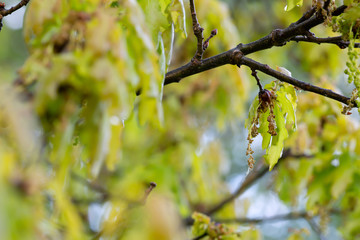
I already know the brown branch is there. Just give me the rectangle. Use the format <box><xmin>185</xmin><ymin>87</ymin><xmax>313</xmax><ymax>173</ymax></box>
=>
<box><xmin>0</xmin><ymin>0</ymin><xmax>30</xmax><ymax>31</ymax></box>
<box><xmin>141</xmin><ymin>182</ymin><xmax>157</xmax><ymax>204</ymax></box>
<box><xmin>306</xmin><ymin>218</ymin><xmax>327</xmax><ymax>240</ymax></box>
<box><xmin>295</xmin><ymin>7</ymin><xmax>316</xmax><ymax>25</ymax></box>
<box><xmin>205</xmin><ymin>160</ymin><xmax>268</xmax><ymax>217</ymax></box>
<box><xmin>251</xmin><ymin>69</ymin><xmax>263</xmax><ymax>92</ymax></box>
<box><xmin>183</xmin><ymin>151</ymin><xmax>313</xmax><ymax>226</ymax></box>
<box><xmin>218</xmin><ymin>211</ymin><xmax>310</xmax><ymax>224</ymax></box>
<box><xmin>164</xmin><ymin>5</ymin><xmax>355</xmax><ymax>108</ymax></box>
<box><xmin>202</xmin><ymin>29</ymin><xmax>218</xmax><ymax>51</ymax></box>
<box><xmin>0</xmin><ymin>0</ymin><xmax>30</xmax><ymax>17</ymax></box>
<box><xmin>291</xmin><ymin>35</ymin><xmax>360</xmax><ymax>48</ymax></box>
<box><xmin>189</xmin><ymin>0</ymin><xmax>204</xmax><ymax>63</ymax></box>
<box><xmin>165</xmin><ymin>5</ymin><xmax>347</xmax><ymax>85</ymax></box>
<box><xmin>183</xmin><ymin>161</ymin><xmax>269</xmax><ymax>226</ymax></box>
<box><xmin>238</xmin><ymin>56</ymin><xmax>356</xmax><ymax>107</ymax></box>
<box><xmin>215</xmin><ymin>209</ymin><xmax>341</xmax><ymax>225</ymax></box>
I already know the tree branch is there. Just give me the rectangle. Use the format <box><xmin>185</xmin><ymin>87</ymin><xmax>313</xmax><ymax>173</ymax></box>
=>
<box><xmin>215</xmin><ymin>209</ymin><xmax>341</xmax><ymax>225</ymax></box>
<box><xmin>189</xmin><ymin>0</ymin><xmax>204</xmax><ymax>63</ymax></box>
<box><xmin>217</xmin><ymin>211</ymin><xmax>310</xmax><ymax>224</ymax></box>
<box><xmin>251</xmin><ymin>69</ymin><xmax>263</xmax><ymax>92</ymax></box>
<box><xmin>0</xmin><ymin>0</ymin><xmax>30</xmax><ymax>17</ymax></box>
<box><xmin>184</xmin><ymin>151</ymin><xmax>313</xmax><ymax>226</ymax></box>
<box><xmin>164</xmin><ymin>5</ymin><xmax>354</xmax><ymax>107</ymax></box>
<box><xmin>0</xmin><ymin>0</ymin><xmax>30</xmax><ymax>31</ymax></box>
<box><xmin>291</xmin><ymin>35</ymin><xmax>360</xmax><ymax>49</ymax></box>
<box><xmin>238</xmin><ymin>56</ymin><xmax>356</xmax><ymax>107</ymax></box>
<box><xmin>140</xmin><ymin>182</ymin><xmax>157</xmax><ymax>204</ymax></box>
<box><xmin>183</xmin><ymin>161</ymin><xmax>269</xmax><ymax>226</ymax></box>
<box><xmin>205</xmin><ymin>160</ymin><xmax>268</xmax><ymax>218</ymax></box>
<box><xmin>306</xmin><ymin>218</ymin><xmax>327</xmax><ymax>240</ymax></box>
<box><xmin>165</xmin><ymin>5</ymin><xmax>347</xmax><ymax>84</ymax></box>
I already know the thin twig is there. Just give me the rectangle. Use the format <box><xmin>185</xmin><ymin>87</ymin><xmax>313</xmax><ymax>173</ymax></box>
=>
<box><xmin>189</xmin><ymin>0</ymin><xmax>204</xmax><ymax>63</ymax></box>
<box><xmin>0</xmin><ymin>0</ymin><xmax>30</xmax><ymax>17</ymax></box>
<box><xmin>217</xmin><ymin>211</ymin><xmax>310</xmax><ymax>224</ymax></box>
<box><xmin>306</xmin><ymin>218</ymin><xmax>328</xmax><ymax>240</ymax></box>
<box><xmin>323</xmin><ymin>0</ymin><xmax>332</xmax><ymax>13</ymax></box>
<box><xmin>184</xmin><ymin>150</ymin><xmax>313</xmax><ymax>226</ymax></box>
<box><xmin>295</xmin><ymin>7</ymin><xmax>316</xmax><ymax>25</ymax></box>
<box><xmin>141</xmin><ymin>182</ymin><xmax>157</xmax><ymax>204</ymax></box>
<box><xmin>251</xmin><ymin>69</ymin><xmax>263</xmax><ymax>92</ymax></box>
<box><xmin>205</xmin><ymin>160</ymin><xmax>268</xmax><ymax>217</ymax></box>
<box><xmin>215</xmin><ymin>209</ymin><xmax>341</xmax><ymax>225</ymax></box>
<box><xmin>202</xmin><ymin>29</ymin><xmax>218</xmax><ymax>51</ymax></box>
<box><xmin>291</xmin><ymin>35</ymin><xmax>360</xmax><ymax>49</ymax></box>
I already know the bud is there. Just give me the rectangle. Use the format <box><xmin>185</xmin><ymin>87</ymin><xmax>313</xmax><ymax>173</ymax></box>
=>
<box><xmin>203</xmin><ymin>41</ymin><xmax>209</xmax><ymax>50</ymax></box>
<box><xmin>211</xmin><ymin>29</ymin><xmax>218</xmax><ymax>36</ymax></box>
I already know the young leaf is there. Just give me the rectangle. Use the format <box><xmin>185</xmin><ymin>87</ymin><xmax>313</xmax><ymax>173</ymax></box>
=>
<box><xmin>264</xmin><ymin>103</ymin><xmax>288</xmax><ymax>170</ymax></box>
<box><xmin>285</xmin><ymin>0</ymin><xmax>303</xmax><ymax>11</ymax></box>
<box><xmin>246</xmin><ymin>82</ymin><xmax>297</xmax><ymax>170</ymax></box>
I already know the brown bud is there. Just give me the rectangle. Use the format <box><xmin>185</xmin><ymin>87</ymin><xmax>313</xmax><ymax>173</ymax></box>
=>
<box><xmin>203</xmin><ymin>41</ymin><xmax>209</xmax><ymax>50</ymax></box>
<box><xmin>259</xmin><ymin>89</ymin><xmax>272</xmax><ymax>104</ymax></box>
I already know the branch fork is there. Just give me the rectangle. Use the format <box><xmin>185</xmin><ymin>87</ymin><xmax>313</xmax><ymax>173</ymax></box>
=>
<box><xmin>189</xmin><ymin>0</ymin><xmax>218</xmax><ymax>64</ymax></box>
<box><xmin>166</xmin><ymin>4</ymin><xmax>357</xmax><ymax>108</ymax></box>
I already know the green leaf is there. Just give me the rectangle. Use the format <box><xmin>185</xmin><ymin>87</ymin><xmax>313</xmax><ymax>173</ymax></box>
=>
<box><xmin>245</xmin><ymin>96</ymin><xmax>259</xmax><ymax>130</ymax></box>
<box><xmin>257</xmin><ymin>109</ymin><xmax>271</xmax><ymax>149</ymax></box>
<box><xmin>170</xmin><ymin>0</ymin><xmax>187</xmax><ymax>37</ymax></box>
<box><xmin>331</xmin><ymin>151</ymin><xmax>355</xmax><ymax>198</ymax></box>
<box><xmin>192</xmin><ymin>212</ymin><xmax>210</xmax><ymax>237</ymax></box>
<box><xmin>265</xmin><ymin>104</ymin><xmax>289</xmax><ymax>170</ymax></box>
<box><xmin>159</xmin><ymin>0</ymin><xmax>172</xmax><ymax>14</ymax></box>
<box><xmin>276</xmin><ymin>91</ymin><xmax>296</xmax><ymax>130</ymax></box>
<box><xmin>285</xmin><ymin>0</ymin><xmax>303</xmax><ymax>11</ymax></box>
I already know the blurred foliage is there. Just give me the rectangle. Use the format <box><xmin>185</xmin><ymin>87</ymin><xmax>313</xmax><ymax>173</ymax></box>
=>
<box><xmin>0</xmin><ymin>0</ymin><xmax>359</xmax><ymax>240</ymax></box>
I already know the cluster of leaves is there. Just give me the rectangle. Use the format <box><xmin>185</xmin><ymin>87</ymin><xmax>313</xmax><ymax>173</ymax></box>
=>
<box><xmin>1</xmin><ymin>0</ymin><xmax>249</xmax><ymax>239</ymax></box>
<box><xmin>192</xmin><ymin>212</ymin><xmax>238</xmax><ymax>240</ymax></box>
<box><xmin>19</xmin><ymin>0</ymin><xmax>189</xmax><ymax>177</ymax></box>
<box><xmin>2</xmin><ymin>0</ymin><xmax>360</xmax><ymax>239</ymax></box>
<box><xmin>330</xmin><ymin>0</ymin><xmax>360</xmax><ymax>112</ymax></box>
<box><xmin>331</xmin><ymin>0</ymin><xmax>360</xmax><ymax>38</ymax></box>
<box><xmin>275</xmin><ymin>91</ymin><xmax>360</xmax><ymax>238</ymax></box>
<box><xmin>246</xmin><ymin>81</ymin><xmax>297</xmax><ymax>171</ymax></box>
